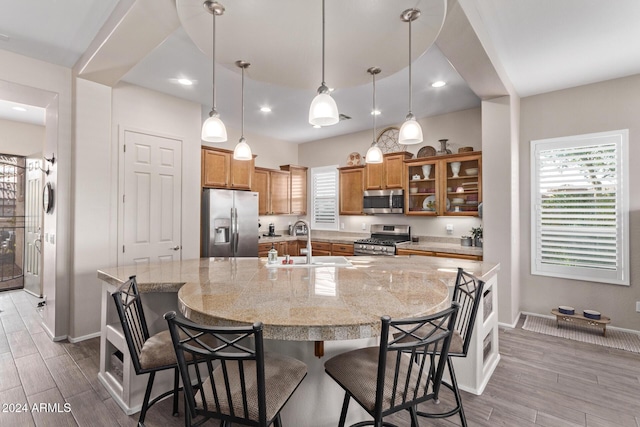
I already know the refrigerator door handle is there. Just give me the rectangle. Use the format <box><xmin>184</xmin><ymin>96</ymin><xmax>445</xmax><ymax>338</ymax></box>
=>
<box><xmin>234</xmin><ymin>207</ymin><xmax>239</xmax><ymax>254</ymax></box>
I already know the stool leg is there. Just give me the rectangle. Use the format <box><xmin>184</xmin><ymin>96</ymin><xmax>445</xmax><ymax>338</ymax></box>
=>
<box><xmin>172</xmin><ymin>367</ymin><xmax>180</xmax><ymax>416</ymax></box>
<box><xmin>447</xmin><ymin>357</ymin><xmax>467</xmax><ymax>427</ymax></box>
<box><xmin>139</xmin><ymin>371</ymin><xmax>155</xmax><ymax>426</ymax></box>
<box><xmin>338</xmin><ymin>392</ymin><xmax>350</xmax><ymax>427</ymax></box>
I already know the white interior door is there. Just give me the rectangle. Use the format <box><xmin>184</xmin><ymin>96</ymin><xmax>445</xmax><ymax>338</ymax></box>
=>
<box><xmin>24</xmin><ymin>156</ymin><xmax>43</xmax><ymax>296</ymax></box>
<box><xmin>121</xmin><ymin>130</ymin><xmax>182</xmax><ymax>266</ymax></box>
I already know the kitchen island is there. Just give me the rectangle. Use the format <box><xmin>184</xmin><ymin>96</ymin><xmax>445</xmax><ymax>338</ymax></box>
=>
<box><xmin>98</xmin><ymin>256</ymin><xmax>499</xmax><ymax>426</ymax></box>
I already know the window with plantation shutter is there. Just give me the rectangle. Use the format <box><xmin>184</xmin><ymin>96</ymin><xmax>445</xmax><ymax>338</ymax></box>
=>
<box><xmin>311</xmin><ymin>166</ymin><xmax>339</xmax><ymax>230</ymax></box>
<box><xmin>531</xmin><ymin>130</ymin><xmax>629</xmax><ymax>285</ymax></box>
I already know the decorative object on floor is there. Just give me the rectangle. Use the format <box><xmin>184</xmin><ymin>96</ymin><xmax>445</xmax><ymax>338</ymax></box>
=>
<box><xmin>551</xmin><ymin>309</ymin><xmax>610</xmax><ymax>336</ymax></box>
<box><xmin>437</xmin><ymin>138</ymin><xmax>452</xmax><ymax>155</ymax></box>
<box><xmin>523</xmin><ymin>315</ymin><xmax>640</xmax><ymax>353</ymax></box>
<box><xmin>417</xmin><ymin>145</ymin><xmax>436</xmax><ymax>157</ymax></box>
<box><xmin>375</xmin><ymin>126</ymin><xmax>403</xmax><ymax>153</ymax></box>
<box><xmin>583</xmin><ymin>309</ymin><xmax>601</xmax><ymax>320</ymax></box>
<box><xmin>346</xmin><ymin>152</ymin><xmax>362</xmax><ymax>166</ymax></box>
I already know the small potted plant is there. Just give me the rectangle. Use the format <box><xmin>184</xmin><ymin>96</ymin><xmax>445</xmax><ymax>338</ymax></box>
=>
<box><xmin>470</xmin><ymin>226</ymin><xmax>483</xmax><ymax>247</ymax></box>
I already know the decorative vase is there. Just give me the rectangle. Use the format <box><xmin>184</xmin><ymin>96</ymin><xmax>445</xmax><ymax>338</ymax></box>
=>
<box><xmin>421</xmin><ymin>164</ymin><xmax>431</xmax><ymax>179</ymax></box>
<box><xmin>450</xmin><ymin>161</ymin><xmax>461</xmax><ymax>178</ymax></box>
<box><xmin>437</xmin><ymin>139</ymin><xmax>452</xmax><ymax>155</ymax></box>
<box><xmin>474</xmin><ymin>237</ymin><xmax>483</xmax><ymax>248</ymax></box>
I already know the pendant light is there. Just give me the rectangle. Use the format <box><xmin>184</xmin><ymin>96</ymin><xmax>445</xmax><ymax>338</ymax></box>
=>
<box><xmin>233</xmin><ymin>60</ymin><xmax>252</xmax><ymax>161</ymax></box>
<box><xmin>398</xmin><ymin>8</ymin><xmax>423</xmax><ymax>145</ymax></box>
<box><xmin>365</xmin><ymin>67</ymin><xmax>383</xmax><ymax>164</ymax></box>
<box><xmin>308</xmin><ymin>0</ymin><xmax>339</xmax><ymax>127</ymax></box>
<box><xmin>201</xmin><ymin>1</ymin><xmax>227</xmax><ymax>142</ymax></box>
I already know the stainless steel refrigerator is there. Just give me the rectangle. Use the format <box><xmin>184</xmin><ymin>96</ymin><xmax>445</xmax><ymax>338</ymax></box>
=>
<box><xmin>201</xmin><ymin>189</ymin><xmax>259</xmax><ymax>257</ymax></box>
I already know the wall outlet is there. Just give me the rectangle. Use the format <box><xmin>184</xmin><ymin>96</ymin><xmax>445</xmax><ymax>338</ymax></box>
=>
<box><xmin>340</xmin><ymin>223</ymin><xmax>345</xmax><ymax>230</ymax></box>
<box><xmin>446</xmin><ymin>224</ymin><xmax>454</xmax><ymax>235</ymax></box>
<box><xmin>361</xmin><ymin>223</ymin><xmax>367</xmax><ymax>230</ymax></box>
<box><xmin>636</xmin><ymin>301</ymin><xmax>640</xmax><ymax>312</ymax></box>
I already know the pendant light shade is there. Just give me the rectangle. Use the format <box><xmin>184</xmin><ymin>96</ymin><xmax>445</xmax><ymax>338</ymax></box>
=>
<box><xmin>398</xmin><ymin>8</ymin><xmax>423</xmax><ymax>145</ymax></box>
<box><xmin>202</xmin><ymin>1</ymin><xmax>227</xmax><ymax>143</ymax></box>
<box><xmin>234</xmin><ymin>60</ymin><xmax>252</xmax><ymax>161</ymax></box>
<box><xmin>201</xmin><ymin>115</ymin><xmax>227</xmax><ymax>142</ymax></box>
<box><xmin>233</xmin><ymin>137</ymin><xmax>252</xmax><ymax>160</ymax></box>
<box><xmin>309</xmin><ymin>0</ymin><xmax>339</xmax><ymax>126</ymax></box>
<box><xmin>366</xmin><ymin>67</ymin><xmax>383</xmax><ymax>164</ymax></box>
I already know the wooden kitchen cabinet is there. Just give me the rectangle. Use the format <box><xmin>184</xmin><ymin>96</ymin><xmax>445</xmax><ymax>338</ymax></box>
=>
<box><xmin>288</xmin><ymin>240</ymin><xmax>299</xmax><ymax>256</ymax></box>
<box><xmin>258</xmin><ymin>241</ymin><xmax>290</xmax><ymax>257</ymax></box>
<box><xmin>310</xmin><ymin>241</ymin><xmax>332</xmax><ymax>256</ymax></box>
<box><xmin>331</xmin><ymin>243</ymin><xmax>354</xmax><ymax>256</ymax></box>
<box><xmin>252</xmin><ymin>167</ymin><xmax>271</xmax><ymax>215</ymax></box>
<box><xmin>270</xmin><ymin>170</ymin><xmax>290</xmax><ymax>215</ymax></box>
<box><xmin>252</xmin><ymin>168</ymin><xmax>290</xmax><ymax>215</ymax></box>
<box><xmin>280</xmin><ymin>165</ymin><xmax>308</xmax><ymax>215</ymax></box>
<box><xmin>365</xmin><ymin>151</ymin><xmax>413</xmax><ymax>190</ymax></box>
<box><xmin>202</xmin><ymin>147</ymin><xmax>254</xmax><ymax>190</ymax></box>
<box><xmin>339</xmin><ymin>166</ymin><xmax>365</xmax><ymax>215</ymax></box>
<box><xmin>396</xmin><ymin>247</ymin><xmax>482</xmax><ymax>261</ymax></box>
<box><xmin>405</xmin><ymin>151</ymin><xmax>481</xmax><ymax>217</ymax></box>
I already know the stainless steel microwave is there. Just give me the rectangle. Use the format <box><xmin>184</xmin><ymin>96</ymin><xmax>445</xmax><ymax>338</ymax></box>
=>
<box><xmin>363</xmin><ymin>189</ymin><xmax>404</xmax><ymax>214</ymax></box>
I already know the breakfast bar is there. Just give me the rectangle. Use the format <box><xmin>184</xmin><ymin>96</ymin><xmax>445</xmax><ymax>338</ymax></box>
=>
<box><xmin>98</xmin><ymin>255</ymin><xmax>499</xmax><ymax>426</ymax></box>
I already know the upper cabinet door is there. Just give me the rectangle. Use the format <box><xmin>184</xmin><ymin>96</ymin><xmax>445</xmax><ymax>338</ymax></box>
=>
<box><xmin>281</xmin><ymin>165</ymin><xmax>308</xmax><ymax>215</ymax></box>
<box><xmin>365</xmin><ymin>162</ymin><xmax>384</xmax><ymax>190</ymax></box>
<box><xmin>202</xmin><ymin>148</ymin><xmax>230</xmax><ymax>188</ymax></box>
<box><xmin>384</xmin><ymin>152</ymin><xmax>412</xmax><ymax>188</ymax></box>
<box><xmin>252</xmin><ymin>167</ymin><xmax>271</xmax><ymax>215</ymax></box>
<box><xmin>230</xmin><ymin>156</ymin><xmax>254</xmax><ymax>190</ymax></box>
<box><xmin>339</xmin><ymin>166</ymin><xmax>365</xmax><ymax>215</ymax></box>
<box><xmin>269</xmin><ymin>170</ymin><xmax>290</xmax><ymax>215</ymax></box>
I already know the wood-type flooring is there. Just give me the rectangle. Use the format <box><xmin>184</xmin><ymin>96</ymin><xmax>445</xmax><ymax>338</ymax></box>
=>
<box><xmin>1</xmin><ymin>289</ymin><xmax>639</xmax><ymax>426</ymax></box>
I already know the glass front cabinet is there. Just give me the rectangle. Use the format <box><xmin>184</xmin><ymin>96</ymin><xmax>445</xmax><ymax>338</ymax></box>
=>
<box><xmin>404</xmin><ymin>152</ymin><xmax>482</xmax><ymax>216</ymax></box>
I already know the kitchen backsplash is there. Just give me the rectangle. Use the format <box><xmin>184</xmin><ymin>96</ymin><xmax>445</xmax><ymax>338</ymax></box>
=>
<box><xmin>259</xmin><ymin>214</ymin><xmax>481</xmax><ymax>238</ymax></box>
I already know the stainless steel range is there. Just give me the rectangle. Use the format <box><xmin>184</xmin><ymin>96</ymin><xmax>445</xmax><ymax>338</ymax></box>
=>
<box><xmin>353</xmin><ymin>224</ymin><xmax>411</xmax><ymax>256</ymax></box>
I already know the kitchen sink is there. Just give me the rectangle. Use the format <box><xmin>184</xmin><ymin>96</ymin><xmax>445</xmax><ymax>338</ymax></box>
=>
<box><xmin>265</xmin><ymin>256</ymin><xmax>353</xmax><ymax>268</ymax></box>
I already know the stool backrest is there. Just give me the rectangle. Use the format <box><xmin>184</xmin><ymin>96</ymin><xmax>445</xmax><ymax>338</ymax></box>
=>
<box><xmin>451</xmin><ymin>268</ymin><xmax>485</xmax><ymax>356</ymax></box>
<box><xmin>112</xmin><ymin>275</ymin><xmax>150</xmax><ymax>374</ymax></box>
<box><xmin>164</xmin><ymin>312</ymin><xmax>268</xmax><ymax>426</ymax></box>
<box><xmin>375</xmin><ymin>302</ymin><xmax>460</xmax><ymax>419</ymax></box>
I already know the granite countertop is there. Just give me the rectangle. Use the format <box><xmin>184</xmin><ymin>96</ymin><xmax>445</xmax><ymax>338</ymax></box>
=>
<box><xmin>98</xmin><ymin>256</ymin><xmax>499</xmax><ymax>341</ymax></box>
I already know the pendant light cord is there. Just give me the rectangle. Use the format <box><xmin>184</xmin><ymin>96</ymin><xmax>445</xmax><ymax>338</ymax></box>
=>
<box><xmin>212</xmin><ymin>10</ymin><xmax>217</xmax><ymax>111</ymax></box>
<box><xmin>408</xmin><ymin>17</ymin><xmax>413</xmax><ymax>115</ymax></box>
<box><xmin>321</xmin><ymin>0</ymin><xmax>326</xmax><ymax>86</ymax></box>
<box><xmin>372</xmin><ymin>71</ymin><xmax>376</xmax><ymax>142</ymax></box>
<box><xmin>241</xmin><ymin>65</ymin><xmax>245</xmax><ymax>137</ymax></box>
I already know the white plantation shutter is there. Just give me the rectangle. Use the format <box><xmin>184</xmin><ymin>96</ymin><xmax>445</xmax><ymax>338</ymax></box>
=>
<box><xmin>311</xmin><ymin>166</ymin><xmax>339</xmax><ymax>230</ymax></box>
<box><xmin>531</xmin><ymin>130</ymin><xmax>629</xmax><ymax>285</ymax></box>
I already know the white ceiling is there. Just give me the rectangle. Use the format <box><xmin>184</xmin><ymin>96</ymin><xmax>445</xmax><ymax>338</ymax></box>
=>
<box><xmin>1</xmin><ymin>0</ymin><xmax>640</xmax><ymax>142</ymax></box>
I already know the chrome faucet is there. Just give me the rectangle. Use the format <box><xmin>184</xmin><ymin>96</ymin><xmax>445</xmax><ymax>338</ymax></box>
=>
<box><xmin>293</xmin><ymin>219</ymin><xmax>312</xmax><ymax>264</ymax></box>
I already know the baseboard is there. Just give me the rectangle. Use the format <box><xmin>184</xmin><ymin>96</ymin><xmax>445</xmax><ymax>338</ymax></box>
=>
<box><xmin>68</xmin><ymin>331</ymin><xmax>101</xmax><ymax>343</ymax></box>
<box><xmin>498</xmin><ymin>311</ymin><xmax>522</xmax><ymax>329</ymax></box>
<box><xmin>41</xmin><ymin>322</ymin><xmax>67</xmax><ymax>342</ymax></box>
<box><xmin>522</xmin><ymin>311</ymin><xmax>640</xmax><ymax>335</ymax></box>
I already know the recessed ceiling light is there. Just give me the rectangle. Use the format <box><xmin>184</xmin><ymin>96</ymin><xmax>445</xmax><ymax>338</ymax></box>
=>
<box><xmin>178</xmin><ymin>78</ymin><xmax>193</xmax><ymax>86</ymax></box>
<box><xmin>370</xmin><ymin>110</ymin><xmax>381</xmax><ymax>116</ymax></box>
<box><xmin>12</xmin><ymin>107</ymin><xmax>27</xmax><ymax>112</ymax></box>
<box><xmin>260</xmin><ymin>106</ymin><xmax>271</xmax><ymax>113</ymax></box>
<box><xmin>431</xmin><ymin>81</ymin><xmax>446</xmax><ymax>88</ymax></box>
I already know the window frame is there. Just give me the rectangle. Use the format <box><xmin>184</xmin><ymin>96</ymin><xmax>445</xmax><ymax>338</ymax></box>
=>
<box><xmin>530</xmin><ymin>129</ymin><xmax>629</xmax><ymax>286</ymax></box>
<box><xmin>310</xmin><ymin>165</ymin><xmax>339</xmax><ymax>231</ymax></box>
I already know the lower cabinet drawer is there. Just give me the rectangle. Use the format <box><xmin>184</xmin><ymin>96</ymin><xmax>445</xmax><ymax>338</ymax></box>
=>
<box><xmin>331</xmin><ymin>243</ymin><xmax>354</xmax><ymax>255</ymax></box>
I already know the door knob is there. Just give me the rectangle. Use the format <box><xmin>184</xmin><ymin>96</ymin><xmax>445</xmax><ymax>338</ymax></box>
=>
<box><xmin>170</xmin><ymin>245</ymin><xmax>181</xmax><ymax>251</ymax></box>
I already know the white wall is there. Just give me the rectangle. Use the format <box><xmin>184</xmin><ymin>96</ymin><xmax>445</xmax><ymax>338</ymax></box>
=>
<box><xmin>519</xmin><ymin>74</ymin><xmax>640</xmax><ymax>330</ymax></box>
<box><xmin>0</xmin><ymin>119</ymin><xmax>44</xmax><ymax>156</ymax></box>
<box><xmin>298</xmin><ymin>108</ymin><xmax>483</xmax><ymax>237</ymax></box>
<box><xmin>70</xmin><ymin>78</ymin><xmax>112</xmax><ymax>339</ymax></box>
